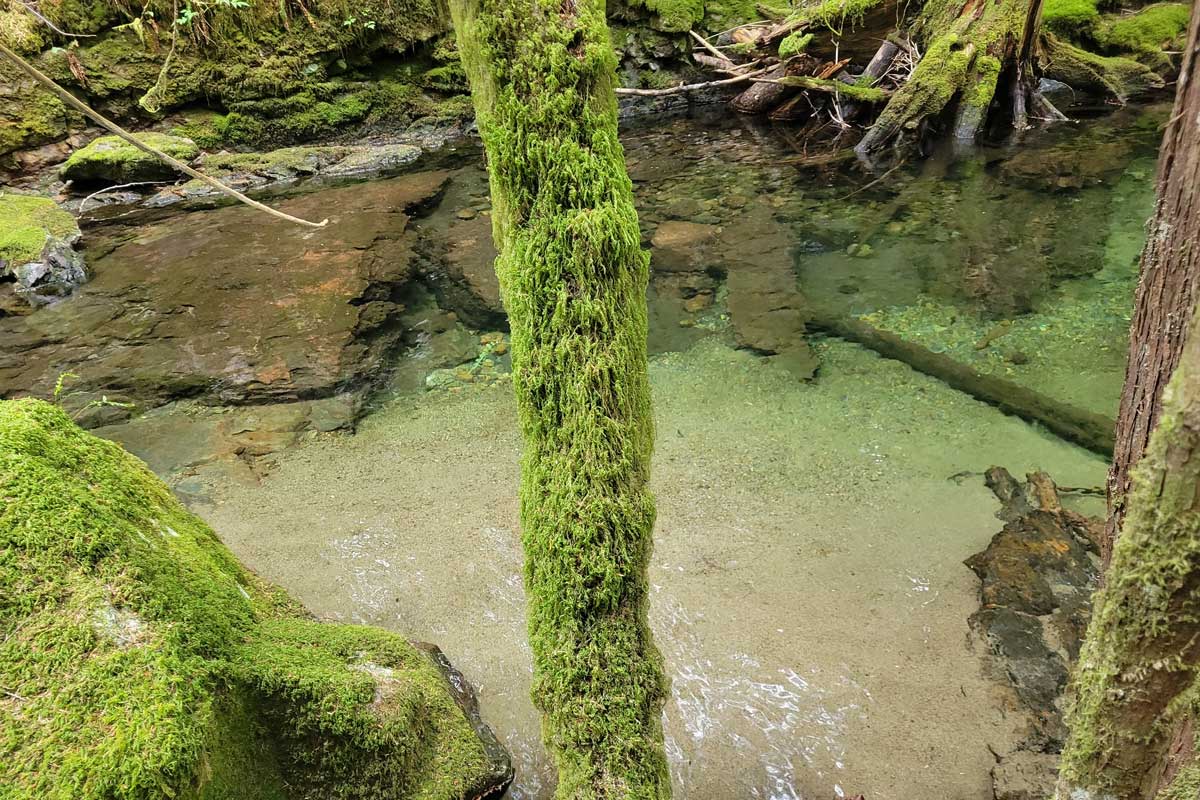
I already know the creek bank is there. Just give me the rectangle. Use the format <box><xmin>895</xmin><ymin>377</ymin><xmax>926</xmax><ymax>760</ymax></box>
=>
<box><xmin>0</xmin><ymin>398</ymin><xmax>513</xmax><ymax>800</ymax></box>
<box><xmin>965</xmin><ymin>467</ymin><xmax>1102</xmax><ymax>800</ymax></box>
<box><xmin>0</xmin><ymin>193</ymin><xmax>86</xmax><ymax>312</ymax></box>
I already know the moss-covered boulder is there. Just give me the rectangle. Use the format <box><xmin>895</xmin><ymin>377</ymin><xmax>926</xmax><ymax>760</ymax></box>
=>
<box><xmin>59</xmin><ymin>134</ymin><xmax>199</xmax><ymax>185</ymax></box>
<box><xmin>0</xmin><ymin>193</ymin><xmax>86</xmax><ymax>308</ymax></box>
<box><xmin>0</xmin><ymin>399</ymin><xmax>513</xmax><ymax>799</ymax></box>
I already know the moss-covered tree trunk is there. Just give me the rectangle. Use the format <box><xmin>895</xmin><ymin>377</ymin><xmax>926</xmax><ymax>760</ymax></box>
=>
<box><xmin>1104</xmin><ymin>0</ymin><xmax>1200</xmax><ymax>567</ymax></box>
<box><xmin>446</xmin><ymin>1</ymin><xmax>672</xmax><ymax>797</ymax></box>
<box><xmin>1056</xmin><ymin>11</ymin><xmax>1200</xmax><ymax>796</ymax></box>
<box><xmin>855</xmin><ymin>0</ymin><xmax>1053</xmax><ymax>158</ymax></box>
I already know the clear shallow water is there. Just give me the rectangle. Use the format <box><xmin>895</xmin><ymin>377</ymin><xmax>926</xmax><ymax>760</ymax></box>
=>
<box><xmin>9</xmin><ymin>104</ymin><xmax>1164</xmax><ymax>797</ymax></box>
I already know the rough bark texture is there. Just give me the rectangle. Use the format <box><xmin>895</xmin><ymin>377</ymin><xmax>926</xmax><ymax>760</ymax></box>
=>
<box><xmin>855</xmin><ymin>0</ymin><xmax>1045</xmax><ymax>158</ymax></box>
<box><xmin>1056</xmin><ymin>17</ymin><xmax>1200</xmax><ymax>787</ymax></box>
<box><xmin>1105</xmin><ymin>1</ymin><xmax>1200</xmax><ymax>566</ymax></box>
<box><xmin>446</xmin><ymin>0</ymin><xmax>672</xmax><ymax>797</ymax></box>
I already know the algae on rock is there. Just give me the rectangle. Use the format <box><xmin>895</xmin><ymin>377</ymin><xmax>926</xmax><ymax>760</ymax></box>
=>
<box><xmin>59</xmin><ymin>133</ymin><xmax>199</xmax><ymax>183</ymax></box>
<box><xmin>0</xmin><ymin>398</ymin><xmax>509</xmax><ymax>800</ymax></box>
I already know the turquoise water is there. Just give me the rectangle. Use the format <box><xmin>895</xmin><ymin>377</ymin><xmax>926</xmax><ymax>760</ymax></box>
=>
<box><xmin>0</xmin><ymin>103</ymin><xmax>1167</xmax><ymax>799</ymax></box>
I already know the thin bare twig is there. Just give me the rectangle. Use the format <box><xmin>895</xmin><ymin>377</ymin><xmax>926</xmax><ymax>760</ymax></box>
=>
<box><xmin>17</xmin><ymin>0</ymin><xmax>95</xmax><ymax>38</ymax></box>
<box><xmin>78</xmin><ymin>180</ymin><xmax>169</xmax><ymax>214</ymax></box>
<box><xmin>0</xmin><ymin>41</ymin><xmax>328</xmax><ymax>229</ymax></box>
<box><xmin>689</xmin><ymin>29</ymin><xmax>737</xmax><ymax>68</ymax></box>
<box><xmin>837</xmin><ymin>159</ymin><xmax>905</xmax><ymax>200</ymax></box>
<box><xmin>615</xmin><ymin>67</ymin><xmax>769</xmax><ymax>97</ymax></box>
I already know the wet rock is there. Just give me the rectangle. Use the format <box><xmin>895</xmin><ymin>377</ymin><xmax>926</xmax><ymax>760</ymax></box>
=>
<box><xmin>682</xmin><ymin>292</ymin><xmax>713</xmax><ymax>313</ymax></box>
<box><xmin>650</xmin><ymin>220</ymin><xmax>720</xmax><ymax>272</ymax></box>
<box><xmin>966</xmin><ymin>468</ymin><xmax>1101</xmax><ymax>779</ymax></box>
<box><xmin>1037</xmin><ymin>78</ymin><xmax>1076</xmax><ymax>109</ymax></box>
<box><xmin>437</xmin><ymin>213</ymin><xmax>505</xmax><ymax>326</ymax></box>
<box><xmin>94</xmin><ymin>395</ymin><xmax>360</xmax><ymax>479</ymax></box>
<box><xmin>999</xmin><ymin>137</ymin><xmax>1134</xmax><ymax>191</ymax></box>
<box><xmin>721</xmin><ymin>208</ymin><xmax>817</xmax><ymax>376</ymax></box>
<box><xmin>0</xmin><ymin>194</ymin><xmax>87</xmax><ymax>308</ymax></box>
<box><xmin>60</xmin><ymin>134</ymin><xmax>200</xmax><ymax>185</ymax></box>
<box><xmin>7</xmin><ymin>141</ymin><xmax>71</xmax><ymax>174</ymax></box>
<box><xmin>726</xmin><ymin>266</ymin><xmax>810</xmax><ymax>355</ymax></box>
<box><xmin>992</xmin><ymin>751</ymin><xmax>1059</xmax><ymax>800</ymax></box>
<box><xmin>425</xmin><ymin>368</ymin><xmax>460</xmax><ymax>390</ymax></box>
<box><xmin>0</xmin><ymin>172</ymin><xmax>451</xmax><ymax>412</ymax></box>
<box><xmin>415</xmin><ymin>642</ymin><xmax>516</xmax><ymax>800</ymax></box>
<box><xmin>428</xmin><ymin>325</ymin><xmax>482</xmax><ymax>368</ymax></box>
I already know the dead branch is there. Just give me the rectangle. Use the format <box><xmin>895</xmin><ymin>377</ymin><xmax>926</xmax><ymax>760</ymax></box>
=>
<box><xmin>614</xmin><ymin>67</ymin><xmax>770</xmax><ymax>96</ymax></box>
<box><xmin>0</xmin><ymin>41</ymin><xmax>328</xmax><ymax>229</ymax></box>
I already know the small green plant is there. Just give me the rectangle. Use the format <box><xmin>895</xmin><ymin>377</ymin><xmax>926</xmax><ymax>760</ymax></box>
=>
<box><xmin>52</xmin><ymin>372</ymin><xmax>79</xmax><ymax>403</ymax></box>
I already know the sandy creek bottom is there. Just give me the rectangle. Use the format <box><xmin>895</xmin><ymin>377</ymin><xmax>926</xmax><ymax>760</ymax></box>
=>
<box><xmin>198</xmin><ymin>337</ymin><xmax>1105</xmax><ymax>799</ymax></box>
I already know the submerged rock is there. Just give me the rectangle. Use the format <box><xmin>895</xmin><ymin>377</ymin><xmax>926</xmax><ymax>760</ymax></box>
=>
<box><xmin>60</xmin><ymin>133</ymin><xmax>200</xmax><ymax>185</ymax></box>
<box><xmin>0</xmin><ymin>398</ymin><xmax>512</xmax><ymax>800</ymax></box>
<box><xmin>0</xmin><ymin>194</ymin><xmax>87</xmax><ymax>309</ymax></box>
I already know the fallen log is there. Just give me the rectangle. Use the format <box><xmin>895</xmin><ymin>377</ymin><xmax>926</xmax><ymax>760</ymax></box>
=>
<box><xmin>810</xmin><ymin>313</ymin><xmax>1116</xmax><ymax>454</ymax></box>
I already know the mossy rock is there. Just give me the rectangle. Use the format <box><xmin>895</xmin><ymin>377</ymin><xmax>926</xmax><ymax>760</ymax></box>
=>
<box><xmin>0</xmin><ymin>193</ymin><xmax>79</xmax><ymax>269</ymax></box>
<box><xmin>59</xmin><ymin>134</ymin><xmax>200</xmax><ymax>185</ymax></box>
<box><xmin>0</xmin><ymin>193</ymin><xmax>86</xmax><ymax>306</ymax></box>
<box><xmin>0</xmin><ymin>399</ymin><xmax>513</xmax><ymax>799</ymax></box>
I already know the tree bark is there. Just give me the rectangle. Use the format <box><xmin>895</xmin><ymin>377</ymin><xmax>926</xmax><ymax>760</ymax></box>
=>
<box><xmin>1104</xmin><ymin>0</ymin><xmax>1200</xmax><ymax>566</ymax></box>
<box><xmin>1057</xmin><ymin>10</ymin><xmax>1200</xmax><ymax>797</ymax></box>
<box><xmin>446</xmin><ymin>1</ymin><xmax>672</xmax><ymax>797</ymax></box>
<box><xmin>1056</xmin><ymin>280</ymin><xmax>1200</xmax><ymax>800</ymax></box>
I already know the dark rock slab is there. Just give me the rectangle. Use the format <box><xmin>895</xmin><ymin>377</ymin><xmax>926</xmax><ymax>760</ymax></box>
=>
<box><xmin>0</xmin><ymin>171</ymin><xmax>451</xmax><ymax>415</ymax></box>
<box><xmin>966</xmin><ymin>468</ymin><xmax>1102</xmax><ymax>794</ymax></box>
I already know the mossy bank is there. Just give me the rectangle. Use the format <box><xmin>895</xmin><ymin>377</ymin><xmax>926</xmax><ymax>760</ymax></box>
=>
<box><xmin>0</xmin><ymin>0</ymin><xmax>767</xmax><ymax>163</ymax></box>
<box><xmin>0</xmin><ymin>398</ymin><xmax>511</xmax><ymax>799</ymax></box>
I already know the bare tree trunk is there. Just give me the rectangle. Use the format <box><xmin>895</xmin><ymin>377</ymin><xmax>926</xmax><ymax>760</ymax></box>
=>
<box><xmin>1056</xmin><ymin>8</ymin><xmax>1200</xmax><ymax>797</ymax></box>
<box><xmin>447</xmin><ymin>0</ymin><xmax>672</xmax><ymax>797</ymax></box>
<box><xmin>1105</xmin><ymin>0</ymin><xmax>1200</xmax><ymax>566</ymax></box>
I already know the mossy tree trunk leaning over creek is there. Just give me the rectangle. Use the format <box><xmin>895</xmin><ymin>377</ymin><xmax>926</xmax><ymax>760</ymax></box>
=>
<box><xmin>447</xmin><ymin>0</ymin><xmax>672</xmax><ymax>797</ymax></box>
<box><xmin>1056</xmin><ymin>7</ymin><xmax>1200</xmax><ymax>796</ymax></box>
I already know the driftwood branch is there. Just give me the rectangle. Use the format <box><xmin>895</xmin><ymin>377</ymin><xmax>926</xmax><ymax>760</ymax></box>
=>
<box><xmin>0</xmin><ymin>41</ymin><xmax>328</xmax><ymax>229</ymax></box>
<box><xmin>614</xmin><ymin>67</ymin><xmax>770</xmax><ymax>97</ymax></box>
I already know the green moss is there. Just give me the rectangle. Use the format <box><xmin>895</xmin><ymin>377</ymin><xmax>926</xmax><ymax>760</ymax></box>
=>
<box><xmin>0</xmin><ymin>399</ymin><xmax>498</xmax><ymax>800</ymax></box>
<box><xmin>639</xmin><ymin>0</ymin><xmax>705</xmax><ymax>32</ymax></box>
<box><xmin>0</xmin><ymin>193</ymin><xmax>78</xmax><ymax>268</ymax></box>
<box><xmin>785</xmin><ymin>0</ymin><xmax>886</xmax><ymax>34</ymax></box>
<box><xmin>702</xmin><ymin>0</ymin><xmax>763</xmax><ymax>27</ymax></box>
<box><xmin>778</xmin><ymin>31</ymin><xmax>814</xmax><ymax>58</ymax></box>
<box><xmin>1057</xmin><ymin>313</ymin><xmax>1200</xmax><ymax>797</ymax></box>
<box><xmin>1042</xmin><ymin>0</ymin><xmax>1101</xmax><ymax>38</ymax></box>
<box><xmin>965</xmin><ymin>54</ymin><xmax>1001</xmax><ymax>108</ymax></box>
<box><xmin>1042</xmin><ymin>32</ymin><xmax>1164</xmax><ymax>100</ymax></box>
<box><xmin>59</xmin><ymin>133</ymin><xmax>199</xmax><ymax>184</ymax></box>
<box><xmin>1157</xmin><ymin>743</ymin><xmax>1200</xmax><ymax>800</ymax></box>
<box><xmin>449</xmin><ymin>0</ymin><xmax>671</xmax><ymax>795</ymax></box>
<box><xmin>1097</xmin><ymin>2</ymin><xmax>1190</xmax><ymax>70</ymax></box>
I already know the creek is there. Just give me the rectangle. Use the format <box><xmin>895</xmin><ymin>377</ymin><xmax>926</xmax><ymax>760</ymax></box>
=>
<box><xmin>0</xmin><ymin>102</ymin><xmax>1166</xmax><ymax>798</ymax></box>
